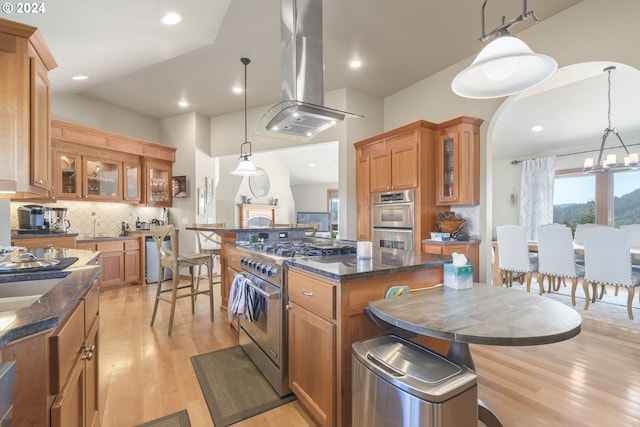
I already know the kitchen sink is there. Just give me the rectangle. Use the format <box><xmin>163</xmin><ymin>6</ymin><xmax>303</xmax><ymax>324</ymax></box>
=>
<box><xmin>0</xmin><ymin>279</ymin><xmax>61</xmax><ymax>312</ymax></box>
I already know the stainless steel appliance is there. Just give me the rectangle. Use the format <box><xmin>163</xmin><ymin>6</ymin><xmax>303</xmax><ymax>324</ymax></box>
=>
<box><xmin>235</xmin><ymin>239</ymin><xmax>356</xmax><ymax>397</ymax></box>
<box><xmin>17</xmin><ymin>205</ymin><xmax>46</xmax><ymax>230</ymax></box>
<box><xmin>352</xmin><ymin>335</ymin><xmax>478</xmax><ymax>427</ymax></box>
<box><xmin>145</xmin><ymin>237</ymin><xmax>173</xmax><ymax>283</ymax></box>
<box><xmin>49</xmin><ymin>207</ymin><xmax>71</xmax><ymax>233</ymax></box>
<box><xmin>372</xmin><ymin>189</ymin><xmax>415</xmax><ymax>251</ymax></box>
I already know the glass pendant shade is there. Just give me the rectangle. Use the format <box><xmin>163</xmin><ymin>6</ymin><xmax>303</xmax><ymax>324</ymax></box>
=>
<box><xmin>452</xmin><ymin>35</ymin><xmax>558</xmax><ymax>99</ymax></box>
<box><xmin>231</xmin><ymin>156</ymin><xmax>260</xmax><ymax>176</ymax></box>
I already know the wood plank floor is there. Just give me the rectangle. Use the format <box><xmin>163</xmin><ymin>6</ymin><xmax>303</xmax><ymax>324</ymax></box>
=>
<box><xmin>99</xmin><ymin>282</ymin><xmax>640</xmax><ymax>427</ymax></box>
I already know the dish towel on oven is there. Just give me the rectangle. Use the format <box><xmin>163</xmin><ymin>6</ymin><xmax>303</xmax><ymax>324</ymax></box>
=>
<box><xmin>246</xmin><ymin>276</ymin><xmax>267</xmax><ymax>322</ymax></box>
<box><xmin>228</xmin><ymin>274</ymin><xmax>249</xmax><ymax>322</ymax></box>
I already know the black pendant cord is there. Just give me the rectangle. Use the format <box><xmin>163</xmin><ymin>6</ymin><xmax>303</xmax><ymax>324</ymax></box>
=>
<box><xmin>241</xmin><ymin>57</ymin><xmax>251</xmax><ymax>158</ymax></box>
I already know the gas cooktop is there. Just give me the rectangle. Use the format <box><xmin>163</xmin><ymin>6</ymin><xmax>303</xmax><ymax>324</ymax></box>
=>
<box><xmin>242</xmin><ymin>241</ymin><xmax>357</xmax><ymax>258</ymax></box>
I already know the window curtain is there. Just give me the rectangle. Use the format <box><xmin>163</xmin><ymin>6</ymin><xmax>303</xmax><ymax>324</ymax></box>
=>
<box><xmin>519</xmin><ymin>156</ymin><xmax>556</xmax><ymax>240</ymax></box>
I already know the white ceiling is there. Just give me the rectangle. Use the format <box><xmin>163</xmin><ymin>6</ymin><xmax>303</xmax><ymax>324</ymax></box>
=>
<box><xmin>9</xmin><ymin>0</ymin><xmax>590</xmax><ymax>184</ymax></box>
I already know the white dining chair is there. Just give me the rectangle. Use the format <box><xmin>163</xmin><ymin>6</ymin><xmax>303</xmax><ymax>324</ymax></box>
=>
<box><xmin>573</xmin><ymin>223</ymin><xmax>606</xmax><ymax>265</ymax></box>
<box><xmin>620</xmin><ymin>224</ymin><xmax>640</xmax><ymax>269</ymax></box>
<box><xmin>582</xmin><ymin>227</ymin><xmax>640</xmax><ymax>320</ymax></box>
<box><xmin>536</xmin><ymin>224</ymin><xmax>585</xmax><ymax>305</ymax></box>
<box><xmin>496</xmin><ymin>225</ymin><xmax>539</xmax><ymax>293</ymax></box>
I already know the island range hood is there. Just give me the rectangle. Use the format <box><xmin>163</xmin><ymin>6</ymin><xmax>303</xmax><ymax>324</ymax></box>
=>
<box><xmin>257</xmin><ymin>0</ymin><xmax>361</xmax><ymax>141</ymax></box>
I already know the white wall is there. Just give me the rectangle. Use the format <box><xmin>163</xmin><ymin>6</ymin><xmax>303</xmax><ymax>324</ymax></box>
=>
<box><xmin>292</xmin><ymin>184</ymin><xmax>336</xmax><ymax>213</ymax></box>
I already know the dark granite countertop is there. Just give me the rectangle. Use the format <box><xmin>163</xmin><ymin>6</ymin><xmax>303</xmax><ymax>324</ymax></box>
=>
<box><xmin>0</xmin><ymin>248</ymin><xmax>100</xmax><ymax>349</ymax></box>
<box><xmin>76</xmin><ymin>235</ymin><xmax>139</xmax><ymax>242</ymax></box>
<box><xmin>285</xmin><ymin>250</ymin><xmax>450</xmax><ymax>281</ymax></box>
<box><xmin>10</xmin><ymin>232</ymin><xmax>80</xmax><ymax>239</ymax></box>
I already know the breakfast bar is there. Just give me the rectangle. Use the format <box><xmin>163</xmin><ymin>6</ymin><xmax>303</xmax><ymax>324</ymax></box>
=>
<box><xmin>367</xmin><ymin>283</ymin><xmax>583</xmax><ymax>426</ymax></box>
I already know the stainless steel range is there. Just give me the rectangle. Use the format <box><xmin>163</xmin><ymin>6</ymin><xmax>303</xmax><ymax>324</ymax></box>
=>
<box><xmin>234</xmin><ymin>239</ymin><xmax>356</xmax><ymax>397</ymax></box>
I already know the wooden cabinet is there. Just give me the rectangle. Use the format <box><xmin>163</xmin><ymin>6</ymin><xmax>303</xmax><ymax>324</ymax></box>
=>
<box><xmin>287</xmin><ymin>265</ymin><xmax>447</xmax><ymax>427</ymax></box>
<box><xmin>355</xmin><ymin>121</ymin><xmax>445</xmax><ymax>249</ymax></box>
<box><xmin>51</xmin><ymin>120</ymin><xmax>175</xmax><ymax>205</ymax></box>
<box><xmin>287</xmin><ymin>268</ymin><xmax>337</xmax><ymax>427</ymax></box>
<box><xmin>422</xmin><ymin>240</ymin><xmax>480</xmax><ymax>282</ymax></box>
<box><xmin>238</xmin><ymin>204</ymin><xmax>278</xmax><ymax>227</ymax></box>
<box><xmin>144</xmin><ymin>159</ymin><xmax>172</xmax><ymax>207</ymax></box>
<box><xmin>223</xmin><ymin>244</ymin><xmax>241</xmax><ymax>310</ymax></box>
<box><xmin>11</xmin><ymin>234</ymin><xmax>77</xmax><ymax>249</ymax></box>
<box><xmin>435</xmin><ymin>117</ymin><xmax>483</xmax><ymax>205</ymax></box>
<box><xmin>50</xmin><ymin>279</ymin><xmax>99</xmax><ymax>427</ymax></box>
<box><xmin>77</xmin><ymin>238</ymin><xmax>141</xmax><ymax>286</ymax></box>
<box><xmin>0</xmin><ymin>18</ymin><xmax>57</xmax><ymax>197</ymax></box>
<box><xmin>123</xmin><ymin>239</ymin><xmax>141</xmax><ymax>283</ymax></box>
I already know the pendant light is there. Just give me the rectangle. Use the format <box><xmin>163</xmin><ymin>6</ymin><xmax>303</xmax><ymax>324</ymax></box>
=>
<box><xmin>451</xmin><ymin>0</ymin><xmax>557</xmax><ymax>99</ymax></box>
<box><xmin>583</xmin><ymin>66</ymin><xmax>639</xmax><ymax>173</ymax></box>
<box><xmin>231</xmin><ymin>57</ymin><xmax>261</xmax><ymax>177</ymax></box>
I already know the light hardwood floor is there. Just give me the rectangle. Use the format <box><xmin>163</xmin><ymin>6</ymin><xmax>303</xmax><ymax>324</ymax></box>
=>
<box><xmin>99</xmin><ymin>282</ymin><xmax>640</xmax><ymax>427</ymax></box>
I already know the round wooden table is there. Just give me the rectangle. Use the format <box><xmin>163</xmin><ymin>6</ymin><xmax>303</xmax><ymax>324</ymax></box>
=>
<box><xmin>367</xmin><ymin>283</ymin><xmax>582</xmax><ymax>427</ymax></box>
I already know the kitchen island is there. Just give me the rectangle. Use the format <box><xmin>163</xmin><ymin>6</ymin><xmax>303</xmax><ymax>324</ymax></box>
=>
<box><xmin>0</xmin><ymin>248</ymin><xmax>100</xmax><ymax>427</ymax></box>
<box><xmin>285</xmin><ymin>249</ymin><xmax>450</xmax><ymax>427</ymax></box>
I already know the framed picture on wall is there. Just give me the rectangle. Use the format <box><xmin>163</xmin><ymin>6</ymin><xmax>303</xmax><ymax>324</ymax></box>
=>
<box><xmin>205</xmin><ymin>177</ymin><xmax>214</xmax><ymax>203</ymax></box>
<box><xmin>172</xmin><ymin>175</ymin><xmax>187</xmax><ymax>198</ymax></box>
<box><xmin>198</xmin><ymin>188</ymin><xmax>206</xmax><ymax>215</ymax></box>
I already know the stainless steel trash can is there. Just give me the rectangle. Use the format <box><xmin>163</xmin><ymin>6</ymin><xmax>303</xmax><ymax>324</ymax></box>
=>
<box><xmin>352</xmin><ymin>335</ymin><xmax>478</xmax><ymax>427</ymax></box>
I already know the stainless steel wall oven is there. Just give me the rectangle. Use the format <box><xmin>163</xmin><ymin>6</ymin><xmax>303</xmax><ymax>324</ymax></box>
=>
<box><xmin>372</xmin><ymin>189</ymin><xmax>415</xmax><ymax>251</ymax></box>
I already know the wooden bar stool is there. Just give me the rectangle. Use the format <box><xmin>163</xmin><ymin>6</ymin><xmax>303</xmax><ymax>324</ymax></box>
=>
<box><xmin>149</xmin><ymin>225</ymin><xmax>214</xmax><ymax>335</ymax></box>
<box><xmin>192</xmin><ymin>223</ymin><xmax>224</xmax><ymax>292</ymax></box>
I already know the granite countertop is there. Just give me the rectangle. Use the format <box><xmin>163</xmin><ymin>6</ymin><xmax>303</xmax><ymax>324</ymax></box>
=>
<box><xmin>0</xmin><ymin>248</ymin><xmax>100</xmax><ymax>349</ymax></box>
<box><xmin>421</xmin><ymin>239</ymin><xmax>481</xmax><ymax>244</ymax></box>
<box><xmin>10</xmin><ymin>232</ymin><xmax>80</xmax><ymax>239</ymax></box>
<box><xmin>77</xmin><ymin>235</ymin><xmax>139</xmax><ymax>242</ymax></box>
<box><xmin>285</xmin><ymin>250</ymin><xmax>450</xmax><ymax>281</ymax></box>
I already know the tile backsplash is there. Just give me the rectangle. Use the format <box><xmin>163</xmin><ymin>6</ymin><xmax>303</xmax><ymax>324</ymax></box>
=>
<box><xmin>11</xmin><ymin>201</ymin><xmax>165</xmax><ymax>237</ymax></box>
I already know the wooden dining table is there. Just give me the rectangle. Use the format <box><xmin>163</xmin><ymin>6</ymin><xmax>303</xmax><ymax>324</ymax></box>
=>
<box><xmin>367</xmin><ymin>283</ymin><xmax>582</xmax><ymax>427</ymax></box>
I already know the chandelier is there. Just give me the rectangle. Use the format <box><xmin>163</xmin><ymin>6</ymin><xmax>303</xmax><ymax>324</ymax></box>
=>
<box><xmin>583</xmin><ymin>66</ymin><xmax>639</xmax><ymax>173</ymax></box>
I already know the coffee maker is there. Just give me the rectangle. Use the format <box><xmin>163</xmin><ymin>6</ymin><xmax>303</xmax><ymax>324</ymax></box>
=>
<box><xmin>17</xmin><ymin>205</ymin><xmax>46</xmax><ymax>230</ymax></box>
<box><xmin>50</xmin><ymin>207</ymin><xmax>71</xmax><ymax>233</ymax></box>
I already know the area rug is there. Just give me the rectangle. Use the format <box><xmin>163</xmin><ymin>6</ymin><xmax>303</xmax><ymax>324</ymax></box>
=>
<box><xmin>191</xmin><ymin>346</ymin><xmax>296</xmax><ymax>427</ymax></box>
<box><xmin>135</xmin><ymin>410</ymin><xmax>191</xmax><ymax>427</ymax></box>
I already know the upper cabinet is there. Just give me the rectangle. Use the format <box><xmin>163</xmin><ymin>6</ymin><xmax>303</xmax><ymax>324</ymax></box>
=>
<box><xmin>368</xmin><ymin>131</ymin><xmax>419</xmax><ymax>192</ymax></box>
<box><xmin>51</xmin><ymin>120</ymin><xmax>175</xmax><ymax>205</ymax></box>
<box><xmin>435</xmin><ymin>117</ymin><xmax>483</xmax><ymax>205</ymax></box>
<box><xmin>0</xmin><ymin>18</ymin><xmax>57</xmax><ymax>197</ymax></box>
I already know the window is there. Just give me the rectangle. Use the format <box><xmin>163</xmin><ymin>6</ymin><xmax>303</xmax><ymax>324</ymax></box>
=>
<box><xmin>327</xmin><ymin>189</ymin><xmax>339</xmax><ymax>236</ymax></box>
<box><xmin>553</xmin><ymin>169</ymin><xmax>640</xmax><ymax>230</ymax></box>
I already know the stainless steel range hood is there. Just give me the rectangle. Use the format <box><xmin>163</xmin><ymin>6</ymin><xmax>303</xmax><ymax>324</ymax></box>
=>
<box><xmin>258</xmin><ymin>0</ymin><xmax>361</xmax><ymax>141</ymax></box>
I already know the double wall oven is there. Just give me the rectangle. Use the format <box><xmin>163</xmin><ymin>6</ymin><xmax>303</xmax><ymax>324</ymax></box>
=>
<box><xmin>235</xmin><ymin>239</ymin><xmax>356</xmax><ymax>397</ymax></box>
<box><xmin>372</xmin><ymin>189</ymin><xmax>415</xmax><ymax>251</ymax></box>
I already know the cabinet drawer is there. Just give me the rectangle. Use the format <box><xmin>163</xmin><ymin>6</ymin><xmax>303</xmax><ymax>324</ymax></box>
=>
<box><xmin>288</xmin><ymin>269</ymin><xmax>336</xmax><ymax>320</ymax></box>
<box><xmin>124</xmin><ymin>239</ymin><xmax>140</xmax><ymax>251</ymax></box>
<box><xmin>76</xmin><ymin>242</ymin><xmax>96</xmax><ymax>251</ymax></box>
<box><xmin>96</xmin><ymin>240</ymin><xmax>124</xmax><ymax>252</ymax></box>
<box><xmin>50</xmin><ymin>300</ymin><xmax>85</xmax><ymax>393</ymax></box>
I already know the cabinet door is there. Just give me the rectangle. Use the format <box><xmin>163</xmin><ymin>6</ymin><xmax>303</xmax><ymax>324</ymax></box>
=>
<box><xmin>84</xmin><ymin>158</ymin><xmax>122</xmax><ymax>200</ymax></box>
<box><xmin>123</xmin><ymin>240</ymin><xmax>141</xmax><ymax>283</ymax></box>
<box><xmin>84</xmin><ymin>320</ymin><xmax>99</xmax><ymax>427</ymax></box>
<box><xmin>145</xmin><ymin>160</ymin><xmax>172</xmax><ymax>207</ymax></box>
<box><xmin>54</xmin><ymin>150</ymin><xmax>83</xmax><ymax>199</ymax></box>
<box><xmin>50</xmin><ymin>355</ymin><xmax>86</xmax><ymax>427</ymax></box>
<box><xmin>355</xmin><ymin>153</ymin><xmax>371</xmax><ymax>241</ymax></box>
<box><xmin>29</xmin><ymin>54</ymin><xmax>52</xmax><ymax>195</ymax></box>
<box><xmin>388</xmin><ymin>132</ymin><xmax>418</xmax><ymax>190</ymax></box>
<box><xmin>123</xmin><ymin>162</ymin><xmax>141</xmax><ymax>202</ymax></box>
<box><xmin>288</xmin><ymin>302</ymin><xmax>336</xmax><ymax>427</ymax></box>
<box><xmin>369</xmin><ymin>140</ymin><xmax>391</xmax><ymax>193</ymax></box>
<box><xmin>436</xmin><ymin>126</ymin><xmax>459</xmax><ymax>204</ymax></box>
<box><xmin>436</xmin><ymin>120</ymin><xmax>480</xmax><ymax>205</ymax></box>
<box><xmin>98</xmin><ymin>241</ymin><xmax>124</xmax><ymax>287</ymax></box>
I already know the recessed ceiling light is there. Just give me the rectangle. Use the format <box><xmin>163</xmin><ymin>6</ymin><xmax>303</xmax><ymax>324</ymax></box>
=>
<box><xmin>309</xmin><ymin>163</ymin><xmax>316</xmax><ymax>168</ymax></box>
<box><xmin>72</xmin><ymin>75</ymin><xmax>88</xmax><ymax>81</ymax></box>
<box><xmin>232</xmin><ymin>85</ymin><xmax>243</xmax><ymax>94</ymax></box>
<box><xmin>349</xmin><ymin>59</ymin><xmax>362</xmax><ymax>69</ymax></box>
<box><xmin>531</xmin><ymin>125</ymin><xmax>544</xmax><ymax>132</ymax></box>
<box><xmin>178</xmin><ymin>100</ymin><xmax>189</xmax><ymax>108</ymax></box>
<box><xmin>162</xmin><ymin>12</ymin><xmax>182</xmax><ymax>26</ymax></box>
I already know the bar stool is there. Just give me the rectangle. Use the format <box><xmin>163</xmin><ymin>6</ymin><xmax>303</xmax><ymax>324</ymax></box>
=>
<box><xmin>193</xmin><ymin>223</ymin><xmax>224</xmax><ymax>291</ymax></box>
<box><xmin>149</xmin><ymin>225</ymin><xmax>214</xmax><ymax>335</ymax></box>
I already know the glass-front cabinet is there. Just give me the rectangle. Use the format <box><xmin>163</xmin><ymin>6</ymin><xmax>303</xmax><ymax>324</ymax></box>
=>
<box><xmin>124</xmin><ymin>162</ymin><xmax>141</xmax><ymax>202</ymax></box>
<box><xmin>84</xmin><ymin>159</ymin><xmax>122</xmax><ymax>200</ymax></box>
<box><xmin>144</xmin><ymin>159</ymin><xmax>172</xmax><ymax>207</ymax></box>
<box><xmin>55</xmin><ymin>151</ymin><xmax>82</xmax><ymax>199</ymax></box>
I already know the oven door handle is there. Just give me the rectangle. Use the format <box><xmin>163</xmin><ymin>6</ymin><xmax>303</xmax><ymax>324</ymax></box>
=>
<box><xmin>246</xmin><ymin>280</ymin><xmax>280</xmax><ymax>300</ymax></box>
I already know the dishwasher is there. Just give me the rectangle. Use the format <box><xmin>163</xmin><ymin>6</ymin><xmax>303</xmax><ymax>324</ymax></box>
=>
<box><xmin>352</xmin><ymin>335</ymin><xmax>478</xmax><ymax>427</ymax></box>
<box><xmin>145</xmin><ymin>236</ymin><xmax>173</xmax><ymax>283</ymax></box>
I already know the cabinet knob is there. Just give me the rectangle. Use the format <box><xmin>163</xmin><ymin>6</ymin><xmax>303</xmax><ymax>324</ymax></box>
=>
<box><xmin>34</xmin><ymin>179</ymin><xmax>43</xmax><ymax>185</ymax></box>
<box><xmin>81</xmin><ymin>344</ymin><xmax>96</xmax><ymax>361</ymax></box>
<box><xmin>301</xmin><ymin>290</ymin><xmax>314</xmax><ymax>297</ymax></box>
